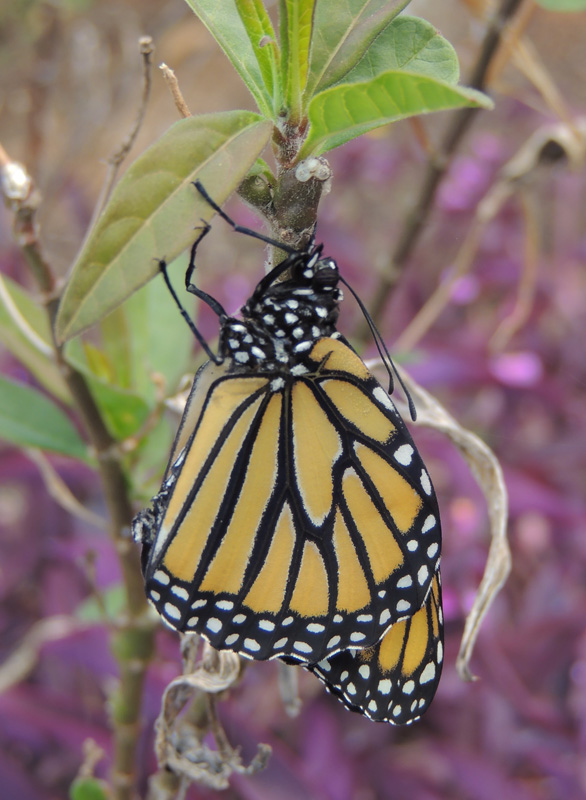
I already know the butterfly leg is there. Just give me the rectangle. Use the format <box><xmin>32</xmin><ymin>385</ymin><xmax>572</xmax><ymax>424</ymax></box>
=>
<box><xmin>183</xmin><ymin>225</ymin><xmax>228</xmax><ymax>319</ymax></box>
<box><xmin>158</xmin><ymin>258</ymin><xmax>223</xmax><ymax>364</ymax></box>
<box><xmin>193</xmin><ymin>180</ymin><xmax>296</xmax><ymax>254</ymax></box>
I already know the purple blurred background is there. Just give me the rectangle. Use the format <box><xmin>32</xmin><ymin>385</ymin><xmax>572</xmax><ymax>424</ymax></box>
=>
<box><xmin>1</xmin><ymin>2</ymin><xmax>586</xmax><ymax>798</ymax></box>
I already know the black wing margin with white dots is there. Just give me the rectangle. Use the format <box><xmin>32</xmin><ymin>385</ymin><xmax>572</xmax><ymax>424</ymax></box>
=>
<box><xmin>308</xmin><ymin>569</ymin><xmax>443</xmax><ymax>724</ymax></box>
<box><xmin>138</xmin><ymin>337</ymin><xmax>441</xmax><ymax>667</ymax></box>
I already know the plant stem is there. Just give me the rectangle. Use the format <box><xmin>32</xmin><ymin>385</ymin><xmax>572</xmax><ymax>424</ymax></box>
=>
<box><xmin>2</xmin><ymin>154</ymin><xmax>155</xmax><ymax>800</ymax></box>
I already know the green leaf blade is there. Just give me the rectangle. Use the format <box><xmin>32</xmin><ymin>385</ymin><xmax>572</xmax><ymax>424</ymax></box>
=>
<box><xmin>185</xmin><ymin>0</ymin><xmax>274</xmax><ymax>114</ymax></box>
<box><xmin>0</xmin><ymin>375</ymin><xmax>88</xmax><ymax>460</ymax></box>
<box><xmin>235</xmin><ymin>0</ymin><xmax>281</xmax><ymax>108</ymax></box>
<box><xmin>280</xmin><ymin>0</ymin><xmax>316</xmax><ymax>120</ymax></box>
<box><xmin>345</xmin><ymin>16</ymin><xmax>460</xmax><ymax>84</ymax></box>
<box><xmin>535</xmin><ymin>0</ymin><xmax>586</xmax><ymax>8</ymax></box>
<box><xmin>0</xmin><ymin>276</ymin><xmax>70</xmax><ymax>403</ymax></box>
<box><xmin>55</xmin><ymin>112</ymin><xmax>272</xmax><ymax>343</ymax></box>
<box><xmin>301</xmin><ymin>71</ymin><xmax>493</xmax><ymax>157</ymax></box>
<box><xmin>305</xmin><ymin>0</ymin><xmax>411</xmax><ymax>97</ymax></box>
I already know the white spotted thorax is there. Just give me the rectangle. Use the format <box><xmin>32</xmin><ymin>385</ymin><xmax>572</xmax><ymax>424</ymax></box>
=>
<box><xmin>220</xmin><ymin>250</ymin><xmax>342</xmax><ymax>374</ymax></box>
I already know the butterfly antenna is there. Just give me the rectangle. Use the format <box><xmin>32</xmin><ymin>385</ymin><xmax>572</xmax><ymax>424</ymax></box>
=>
<box><xmin>339</xmin><ymin>276</ymin><xmax>417</xmax><ymax>421</ymax></box>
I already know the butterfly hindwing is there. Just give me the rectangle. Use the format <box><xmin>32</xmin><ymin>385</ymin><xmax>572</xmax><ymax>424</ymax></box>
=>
<box><xmin>308</xmin><ymin>569</ymin><xmax>443</xmax><ymax>724</ymax></box>
<box><xmin>140</xmin><ymin>337</ymin><xmax>441</xmax><ymax>664</ymax></box>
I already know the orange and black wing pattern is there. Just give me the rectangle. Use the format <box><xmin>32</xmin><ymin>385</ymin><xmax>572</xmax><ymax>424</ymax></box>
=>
<box><xmin>137</xmin><ymin>337</ymin><xmax>441</xmax><ymax>667</ymax></box>
<box><xmin>309</xmin><ymin>569</ymin><xmax>443</xmax><ymax>724</ymax></box>
<box><xmin>133</xmin><ymin>233</ymin><xmax>443</xmax><ymax>723</ymax></box>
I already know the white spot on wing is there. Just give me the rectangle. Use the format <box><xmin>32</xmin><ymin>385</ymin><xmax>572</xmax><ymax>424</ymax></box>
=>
<box><xmin>420</xmin><ymin>662</ymin><xmax>436</xmax><ymax>684</ymax></box>
<box><xmin>394</xmin><ymin>444</ymin><xmax>414</xmax><ymax>466</ymax></box>
<box><xmin>420</xmin><ymin>469</ymin><xmax>432</xmax><ymax>496</ymax></box>
<box><xmin>373</xmin><ymin>386</ymin><xmax>394</xmax><ymax>410</ymax></box>
<box><xmin>164</xmin><ymin>603</ymin><xmax>181</xmax><ymax>620</ymax></box>
<box><xmin>422</xmin><ymin>515</ymin><xmax>436</xmax><ymax>533</ymax></box>
<box><xmin>307</xmin><ymin>623</ymin><xmax>325</xmax><ymax>633</ymax></box>
<box><xmin>418</xmin><ymin>565</ymin><xmax>429</xmax><ymax>586</ymax></box>
<box><xmin>293</xmin><ymin>641</ymin><xmax>313</xmax><ymax>654</ymax></box>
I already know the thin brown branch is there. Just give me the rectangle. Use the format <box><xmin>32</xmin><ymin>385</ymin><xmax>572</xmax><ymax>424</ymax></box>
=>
<box><xmin>160</xmin><ymin>63</ymin><xmax>192</xmax><ymax>118</ymax></box>
<box><xmin>365</xmin><ymin>0</ymin><xmax>528</xmax><ymax>333</ymax></box>
<box><xmin>1</xmin><ymin>148</ymin><xmax>155</xmax><ymax>800</ymax></box>
<box><xmin>87</xmin><ymin>36</ymin><xmax>155</xmax><ymax>232</ymax></box>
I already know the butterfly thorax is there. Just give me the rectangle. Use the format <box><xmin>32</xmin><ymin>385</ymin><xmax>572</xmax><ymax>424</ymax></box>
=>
<box><xmin>219</xmin><ymin>254</ymin><xmax>342</xmax><ymax>371</ymax></box>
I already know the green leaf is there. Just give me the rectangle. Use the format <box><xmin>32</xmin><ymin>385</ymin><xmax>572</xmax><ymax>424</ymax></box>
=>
<box><xmin>0</xmin><ymin>275</ymin><xmax>70</xmax><ymax>403</ymax></box>
<box><xmin>534</xmin><ymin>0</ymin><xmax>586</xmax><ymax>8</ymax></box>
<box><xmin>0</xmin><ymin>375</ymin><xmax>88</xmax><ymax>460</ymax></box>
<box><xmin>55</xmin><ymin>111</ymin><xmax>272</xmax><ymax>343</ymax></box>
<box><xmin>83</xmin><ymin>376</ymin><xmax>151</xmax><ymax>441</ymax></box>
<box><xmin>305</xmin><ymin>0</ymin><xmax>411</xmax><ymax>97</ymax></box>
<box><xmin>235</xmin><ymin>0</ymin><xmax>281</xmax><ymax>107</ymax></box>
<box><xmin>300</xmin><ymin>71</ymin><xmax>493</xmax><ymax>157</ymax></box>
<box><xmin>69</xmin><ymin>777</ymin><xmax>109</xmax><ymax>800</ymax></box>
<box><xmin>101</xmin><ymin>250</ymin><xmax>196</xmax><ymax>403</ymax></box>
<box><xmin>344</xmin><ymin>16</ymin><xmax>460</xmax><ymax>84</ymax></box>
<box><xmin>280</xmin><ymin>0</ymin><xmax>316</xmax><ymax>121</ymax></box>
<box><xmin>184</xmin><ymin>0</ymin><xmax>277</xmax><ymax>114</ymax></box>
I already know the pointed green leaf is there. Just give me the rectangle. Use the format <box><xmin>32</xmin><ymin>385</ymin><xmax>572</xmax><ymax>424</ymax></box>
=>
<box><xmin>100</xmin><ymin>251</ymin><xmax>196</xmax><ymax>402</ymax></box>
<box><xmin>64</xmin><ymin>340</ymin><xmax>152</xmax><ymax>440</ymax></box>
<box><xmin>0</xmin><ymin>276</ymin><xmax>70</xmax><ymax>403</ymax></box>
<box><xmin>535</xmin><ymin>0</ymin><xmax>586</xmax><ymax>8</ymax></box>
<box><xmin>300</xmin><ymin>71</ymin><xmax>493</xmax><ymax>157</ymax></box>
<box><xmin>185</xmin><ymin>0</ymin><xmax>276</xmax><ymax>114</ymax></box>
<box><xmin>0</xmin><ymin>375</ymin><xmax>88</xmax><ymax>460</ymax></box>
<box><xmin>83</xmin><ymin>374</ymin><xmax>151</xmax><ymax>441</ymax></box>
<box><xmin>280</xmin><ymin>0</ymin><xmax>315</xmax><ymax>120</ymax></box>
<box><xmin>345</xmin><ymin>16</ymin><xmax>460</xmax><ymax>84</ymax></box>
<box><xmin>305</xmin><ymin>0</ymin><xmax>411</xmax><ymax>97</ymax></box>
<box><xmin>55</xmin><ymin>112</ymin><xmax>272</xmax><ymax>343</ymax></box>
<box><xmin>235</xmin><ymin>0</ymin><xmax>281</xmax><ymax>106</ymax></box>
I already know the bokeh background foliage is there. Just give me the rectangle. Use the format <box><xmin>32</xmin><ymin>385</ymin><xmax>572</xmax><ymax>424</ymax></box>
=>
<box><xmin>1</xmin><ymin>0</ymin><xmax>586</xmax><ymax>799</ymax></box>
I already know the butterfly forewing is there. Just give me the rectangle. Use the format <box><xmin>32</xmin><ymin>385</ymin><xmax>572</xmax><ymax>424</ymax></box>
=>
<box><xmin>308</xmin><ymin>569</ymin><xmax>443</xmax><ymax>724</ymax></box>
<box><xmin>134</xmin><ymin>227</ymin><xmax>444</xmax><ymax>723</ymax></box>
<box><xmin>141</xmin><ymin>337</ymin><xmax>441</xmax><ymax>665</ymax></box>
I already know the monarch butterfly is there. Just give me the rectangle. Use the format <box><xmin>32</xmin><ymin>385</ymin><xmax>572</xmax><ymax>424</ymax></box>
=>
<box><xmin>133</xmin><ymin>181</ymin><xmax>443</xmax><ymax>724</ymax></box>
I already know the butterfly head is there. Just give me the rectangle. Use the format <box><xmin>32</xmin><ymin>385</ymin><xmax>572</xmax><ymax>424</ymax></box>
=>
<box><xmin>290</xmin><ymin>247</ymin><xmax>339</xmax><ymax>293</ymax></box>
